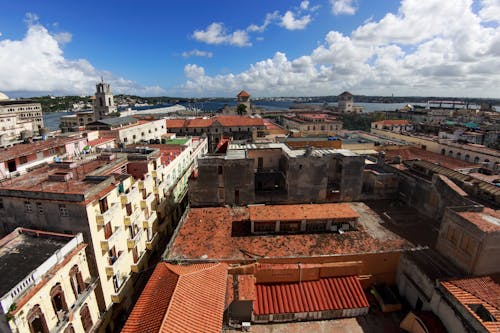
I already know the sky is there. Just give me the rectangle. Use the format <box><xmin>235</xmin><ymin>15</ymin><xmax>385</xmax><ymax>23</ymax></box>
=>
<box><xmin>0</xmin><ymin>0</ymin><xmax>500</xmax><ymax>98</ymax></box>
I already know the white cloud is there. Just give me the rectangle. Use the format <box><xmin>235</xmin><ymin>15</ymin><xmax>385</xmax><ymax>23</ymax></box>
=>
<box><xmin>192</xmin><ymin>22</ymin><xmax>251</xmax><ymax>47</ymax></box>
<box><xmin>0</xmin><ymin>18</ymin><xmax>165</xmax><ymax>96</ymax></box>
<box><xmin>300</xmin><ymin>1</ymin><xmax>310</xmax><ymax>10</ymax></box>
<box><xmin>280</xmin><ymin>11</ymin><xmax>311</xmax><ymax>30</ymax></box>
<box><xmin>184</xmin><ymin>64</ymin><xmax>205</xmax><ymax>79</ymax></box>
<box><xmin>247</xmin><ymin>11</ymin><xmax>280</xmax><ymax>33</ymax></box>
<box><xmin>330</xmin><ymin>0</ymin><xmax>358</xmax><ymax>15</ymax></box>
<box><xmin>180</xmin><ymin>0</ymin><xmax>500</xmax><ymax>98</ymax></box>
<box><xmin>182</xmin><ymin>49</ymin><xmax>213</xmax><ymax>58</ymax></box>
<box><xmin>479</xmin><ymin>0</ymin><xmax>500</xmax><ymax>22</ymax></box>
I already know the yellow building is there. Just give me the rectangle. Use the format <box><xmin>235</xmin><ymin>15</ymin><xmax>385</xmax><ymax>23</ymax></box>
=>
<box><xmin>0</xmin><ymin>229</ymin><xmax>100</xmax><ymax>333</ymax></box>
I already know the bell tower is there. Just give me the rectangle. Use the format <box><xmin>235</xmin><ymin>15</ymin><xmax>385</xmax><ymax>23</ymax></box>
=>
<box><xmin>93</xmin><ymin>78</ymin><xmax>117</xmax><ymax>120</ymax></box>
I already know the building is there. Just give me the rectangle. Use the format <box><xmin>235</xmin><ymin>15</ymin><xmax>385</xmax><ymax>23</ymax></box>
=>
<box><xmin>281</xmin><ymin>113</ymin><xmax>342</xmax><ymax>136</ymax></box>
<box><xmin>0</xmin><ymin>94</ymin><xmax>44</xmax><ymax>146</ymax></box>
<box><xmin>86</xmin><ymin>117</ymin><xmax>167</xmax><ymax>145</ymax></box>
<box><xmin>371</xmin><ymin>120</ymin><xmax>414</xmax><ymax>133</ymax></box>
<box><xmin>60</xmin><ymin>80</ymin><xmax>117</xmax><ymax>132</ymax></box>
<box><xmin>0</xmin><ymin>136</ymin><xmax>88</xmax><ymax>180</ymax></box>
<box><xmin>337</xmin><ymin>91</ymin><xmax>363</xmax><ymax>114</ymax></box>
<box><xmin>236</xmin><ymin>90</ymin><xmax>251</xmax><ymax>114</ymax></box>
<box><xmin>121</xmin><ymin>263</ymin><xmax>227</xmax><ymax>333</ymax></box>
<box><xmin>166</xmin><ymin>116</ymin><xmax>265</xmax><ymax>152</ymax></box>
<box><xmin>436</xmin><ymin>205</ymin><xmax>500</xmax><ymax>275</ymax></box>
<box><xmin>0</xmin><ymin>228</ymin><xmax>100</xmax><ymax>333</ymax></box>
<box><xmin>93</xmin><ymin>80</ymin><xmax>117</xmax><ymax>120</ymax></box>
<box><xmin>189</xmin><ymin>143</ymin><xmax>365</xmax><ymax>206</ymax></box>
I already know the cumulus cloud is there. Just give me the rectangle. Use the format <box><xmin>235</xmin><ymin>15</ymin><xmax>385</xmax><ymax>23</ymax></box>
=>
<box><xmin>192</xmin><ymin>23</ymin><xmax>251</xmax><ymax>47</ymax></box>
<box><xmin>280</xmin><ymin>11</ymin><xmax>311</xmax><ymax>30</ymax></box>
<box><xmin>182</xmin><ymin>49</ymin><xmax>213</xmax><ymax>58</ymax></box>
<box><xmin>479</xmin><ymin>0</ymin><xmax>500</xmax><ymax>22</ymax></box>
<box><xmin>180</xmin><ymin>0</ymin><xmax>500</xmax><ymax>98</ymax></box>
<box><xmin>0</xmin><ymin>16</ymin><xmax>165</xmax><ymax>96</ymax></box>
<box><xmin>300</xmin><ymin>1</ymin><xmax>310</xmax><ymax>10</ymax></box>
<box><xmin>330</xmin><ymin>0</ymin><xmax>358</xmax><ymax>15</ymax></box>
<box><xmin>247</xmin><ymin>11</ymin><xmax>280</xmax><ymax>33</ymax></box>
<box><xmin>184</xmin><ymin>64</ymin><xmax>205</xmax><ymax>79</ymax></box>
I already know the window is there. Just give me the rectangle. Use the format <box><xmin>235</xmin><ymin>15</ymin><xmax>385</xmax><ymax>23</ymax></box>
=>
<box><xmin>27</xmin><ymin>305</ymin><xmax>49</xmax><ymax>333</ymax></box>
<box><xmin>104</xmin><ymin>222</ymin><xmax>112</xmax><ymax>239</ymax></box>
<box><xmin>99</xmin><ymin>197</ymin><xmax>109</xmax><ymax>214</ymax></box>
<box><xmin>0</xmin><ymin>198</ymin><xmax>3</xmax><ymax>209</ymax></box>
<box><xmin>19</xmin><ymin>156</ymin><xmax>28</xmax><ymax>164</ymax></box>
<box><xmin>80</xmin><ymin>303</ymin><xmax>93</xmax><ymax>333</ymax></box>
<box><xmin>50</xmin><ymin>283</ymin><xmax>68</xmax><ymax>315</ymax></box>
<box><xmin>37</xmin><ymin>202</ymin><xmax>44</xmax><ymax>215</ymax></box>
<box><xmin>25</xmin><ymin>201</ymin><xmax>32</xmax><ymax>213</ymax></box>
<box><xmin>446</xmin><ymin>225</ymin><xmax>459</xmax><ymax>245</ymax></box>
<box><xmin>217</xmin><ymin>165</ymin><xmax>223</xmax><ymax>174</ymax></box>
<box><xmin>59</xmin><ymin>204</ymin><xmax>69</xmax><ymax>217</ymax></box>
<box><xmin>69</xmin><ymin>265</ymin><xmax>86</xmax><ymax>297</ymax></box>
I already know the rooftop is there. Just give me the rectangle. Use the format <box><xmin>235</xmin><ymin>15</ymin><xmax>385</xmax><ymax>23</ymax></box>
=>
<box><xmin>237</xmin><ymin>90</ymin><xmax>250</xmax><ymax>97</ymax></box>
<box><xmin>0</xmin><ymin>229</ymin><xmax>72</xmax><ymax>297</ymax></box>
<box><xmin>167</xmin><ymin>203</ymin><xmax>412</xmax><ymax>262</ymax></box>
<box><xmin>249</xmin><ymin>203</ymin><xmax>359</xmax><ymax>222</ymax></box>
<box><xmin>166</xmin><ymin>115</ymin><xmax>265</xmax><ymax>129</ymax></box>
<box><xmin>456</xmin><ymin>207</ymin><xmax>500</xmax><ymax>233</ymax></box>
<box><xmin>254</xmin><ymin>275</ymin><xmax>368</xmax><ymax>315</ymax></box>
<box><xmin>441</xmin><ymin>275</ymin><xmax>500</xmax><ymax>332</ymax></box>
<box><xmin>122</xmin><ymin>262</ymin><xmax>227</xmax><ymax>333</ymax></box>
<box><xmin>373</xmin><ymin>120</ymin><xmax>411</xmax><ymax>126</ymax></box>
<box><xmin>0</xmin><ymin>136</ymin><xmax>87</xmax><ymax>162</ymax></box>
<box><xmin>381</xmin><ymin>146</ymin><xmax>478</xmax><ymax>170</ymax></box>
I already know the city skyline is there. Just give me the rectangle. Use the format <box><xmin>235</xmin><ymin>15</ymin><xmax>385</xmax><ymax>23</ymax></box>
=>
<box><xmin>1</xmin><ymin>0</ymin><xmax>500</xmax><ymax>98</ymax></box>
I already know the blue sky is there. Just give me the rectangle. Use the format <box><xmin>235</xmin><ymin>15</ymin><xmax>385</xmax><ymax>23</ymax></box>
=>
<box><xmin>1</xmin><ymin>0</ymin><xmax>500</xmax><ymax>98</ymax></box>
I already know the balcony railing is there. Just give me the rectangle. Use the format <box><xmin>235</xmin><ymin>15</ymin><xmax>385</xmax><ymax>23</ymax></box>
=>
<box><xmin>140</xmin><ymin>192</ymin><xmax>155</xmax><ymax>210</ymax></box>
<box><xmin>131</xmin><ymin>250</ymin><xmax>147</xmax><ymax>273</ymax></box>
<box><xmin>111</xmin><ymin>274</ymin><xmax>132</xmax><ymax>303</ymax></box>
<box><xmin>146</xmin><ymin>232</ymin><xmax>159</xmax><ymax>250</ymax></box>
<box><xmin>143</xmin><ymin>211</ymin><xmax>157</xmax><ymax>229</ymax></box>
<box><xmin>100</xmin><ymin>226</ymin><xmax>123</xmax><ymax>251</ymax></box>
<box><xmin>123</xmin><ymin>206</ymin><xmax>141</xmax><ymax>226</ymax></box>
<box><xmin>95</xmin><ymin>202</ymin><xmax>120</xmax><ymax>227</ymax></box>
<box><xmin>120</xmin><ymin>186</ymin><xmax>139</xmax><ymax>206</ymax></box>
<box><xmin>105</xmin><ymin>251</ymin><xmax>126</xmax><ymax>277</ymax></box>
<box><xmin>127</xmin><ymin>228</ymin><xmax>143</xmax><ymax>250</ymax></box>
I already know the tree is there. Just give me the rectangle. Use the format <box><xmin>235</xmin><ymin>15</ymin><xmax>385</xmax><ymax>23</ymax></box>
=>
<box><xmin>237</xmin><ymin>103</ymin><xmax>247</xmax><ymax>115</ymax></box>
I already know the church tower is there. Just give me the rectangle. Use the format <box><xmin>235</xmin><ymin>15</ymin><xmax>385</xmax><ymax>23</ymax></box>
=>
<box><xmin>93</xmin><ymin>78</ymin><xmax>117</xmax><ymax>120</ymax></box>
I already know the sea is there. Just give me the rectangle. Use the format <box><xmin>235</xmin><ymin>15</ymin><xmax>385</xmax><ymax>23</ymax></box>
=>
<box><xmin>42</xmin><ymin>101</ymin><xmax>492</xmax><ymax>131</ymax></box>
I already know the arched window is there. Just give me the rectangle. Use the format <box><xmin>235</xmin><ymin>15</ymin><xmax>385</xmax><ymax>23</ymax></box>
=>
<box><xmin>27</xmin><ymin>305</ymin><xmax>49</xmax><ymax>333</ymax></box>
<box><xmin>69</xmin><ymin>265</ymin><xmax>86</xmax><ymax>298</ymax></box>
<box><xmin>448</xmin><ymin>150</ymin><xmax>453</xmax><ymax>156</ymax></box>
<box><xmin>465</xmin><ymin>154</ymin><xmax>470</xmax><ymax>161</ymax></box>
<box><xmin>50</xmin><ymin>283</ymin><xmax>68</xmax><ymax>315</ymax></box>
<box><xmin>474</xmin><ymin>156</ymin><xmax>480</xmax><ymax>163</ymax></box>
<box><xmin>80</xmin><ymin>303</ymin><xmax>93</xmax><ymax>333</ymax></box>
<box><xmin>456</xmin><ymin>152</ymin><xmax>462</xmax><ymax>158</ymax></box>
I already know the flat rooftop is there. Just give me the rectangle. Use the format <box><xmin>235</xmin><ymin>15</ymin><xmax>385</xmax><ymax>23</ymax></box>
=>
<box><xmin>457</xmin><ymin>208</ymin><xmax>500</xmax><ymax>233</ymax></box>
<box><xmin>167</xmin><ymin>202</ymin><xmax>412</xmax><ymax>262</ymax></box>
<box><xmin>249</xmin><ymin>203</ymin><xmax>359</xmax><ymax>222</ymax></box>
<box><xmin>0</xmin><ymin>229</ymin><xmax>71</xmax><ymax>296</ymax></box>
<box><xmin>0</xmin><ymin>137</ymin><xmax>86</xmax><ymax>162</ymax></box>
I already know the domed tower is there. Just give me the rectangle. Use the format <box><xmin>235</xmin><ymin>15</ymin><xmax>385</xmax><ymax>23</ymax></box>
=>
<box><xmin>93</xmin><ymin>78</ymin><xmax>117</xmax><ymax>120</ymax></box>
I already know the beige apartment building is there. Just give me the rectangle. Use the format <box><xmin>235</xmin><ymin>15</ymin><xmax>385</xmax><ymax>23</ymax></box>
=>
<box><xmin>0</xmin><ymin>229</ymin><xmax>100</xmax><ymax>333</ymax></box>
<box><xmin>0</xmin><ymin>135</ymin><xmax>207</xmax><ymax>331</ymax></box>
<box><xmin>0</xmin><ymin>96</ymin><xmax>44</xmax><ymax>146</ymax></box>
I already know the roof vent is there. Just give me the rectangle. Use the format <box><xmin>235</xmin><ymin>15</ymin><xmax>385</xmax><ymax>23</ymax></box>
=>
<box><xmin>48</xmin><ymin>172</ymin><xmax>73</xmax><ymax>182</ymax></box>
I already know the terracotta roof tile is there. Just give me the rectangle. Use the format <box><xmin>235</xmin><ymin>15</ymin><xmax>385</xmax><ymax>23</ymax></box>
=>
<box><xmin>122</xmin><ymin>262</ymin><xmax>228</xmax><ymax>333</ymax></box>
<box><xmin>441</xmin><ymin>275</ymin><xmax>500</xmax><ymax>332</ymax></box>
<box><xmin>457</xmin><ymin>208</ymin><xmax>500</xmax><ymax>233</ymax></box>
<box><xmin>373</xmin><ymin>120</ymin><xmax>411</xmax><ymax>126</ymax></box>
<box><xmin>382</xmin><ymin>146</ymin><xmax>477</xmax><ymax>170</ymax></box>
<box><xmin>237</xmin><ymin>90</ymin><xmax>250</xmax><ymax>97</ymax></box>
<box><xmin>249</xmin><ymin>203</ymin><xmax>359</xmax><ymax>222</ymax></box>
<box><xmin>254</xmin><ymin>276</ymin><xmax>369</xmax><ymax>315</ymax></box>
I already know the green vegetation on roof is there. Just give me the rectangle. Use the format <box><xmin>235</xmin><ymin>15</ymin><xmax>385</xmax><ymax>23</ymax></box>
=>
<box><xmin>164</xmin><ymin>138</ymin><xmax>189</xmax><ymax>145</ymax></box>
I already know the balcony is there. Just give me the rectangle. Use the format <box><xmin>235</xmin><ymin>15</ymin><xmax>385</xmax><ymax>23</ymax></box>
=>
<box><xmin>105</xmin><ymin>251</ymin><xmax>127</xmax><ymax>277</ymax></box>
<box><xmin>143</xmin><ymin>211</ymin><xmax>158</xmax><ymax>229</ymax></box>
<box><xmin>152</xmin><ymin>169</ymin><xmax>158</xmax><ymax>178</ymax></box>
<box><xmin>95</xmin><ymin>202</ymin><xmax>120</xmax><ymax>227</ymax></box>
<box><xmin>131</xmin><ymin>250</ymin><xmax>147</xmax><ymax>273</ymax></box>
<box><xmin>153</xmin><ymin>180</ymin><xmax>168</xmax><ymax>196</ymax></box>
<box><xmin>100</xmin><ymin>226</ymin><xmax>123</xmax><ymax>252</ymax></box>
<box><xmin>123</xmin><ymin>206</ymin><xmax>141</xmax><ymax>226</ymax></box>
<box><xmin>146</xmin><ymin>232</ymin><xmax>159</xmax><ymax>250</ymax></box>
<box><xmin>120</xmin><ymin>186</ymin><xmax>139</xmax><ymax>206</ymax></box>
<box><xmin>140</xmin><ymin>192</ymin><xmax>155</xmax><ymax>210</ymax></box>
<box><xmin>111</xmin><ymin>274</ymin><xmax>132</xmax><ymax>303</ymax></box>
<box><xmin>127</xmin><ymin>228</ymin><xmax>143</xmax><ymax>250</ymax></box>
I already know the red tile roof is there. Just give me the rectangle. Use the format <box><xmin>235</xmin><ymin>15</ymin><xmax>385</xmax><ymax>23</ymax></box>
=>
<box><xmin>254</xmin><ymin>276</ymin><xmax>368</xmax><ymax>315</ymax></box>
<box><xmin>249</xmin><ymin>203</ymin><xmax>359</xmax><ymax>222</ymax></box>
<box><xmin>0</xmin><ymin>137</ymin><xmax>87</xmax><ymax>162</ymax></box>
<box><xmin>441</xmin><ymin>275</ymin><xmax>500</xmax><ymax>332</ymax></box>
<box><xmin>87</xmin><ymin>137</ymin><xmax>114</xmax><ymax>147</ymax></box>
<box><xmin>122</xmin><ymin>262</ymin><xmax>228</xmax><ymax>333</ymax></box>
<box><xmin>166</xmin><ymin>116</ymin><xmax>264</xmax><ymax>129</ymax></box>
<box><xmin>237</xmin><ymin>90</ymin><xmax>250</xmax><ymax>97</ymax></box>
